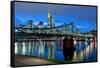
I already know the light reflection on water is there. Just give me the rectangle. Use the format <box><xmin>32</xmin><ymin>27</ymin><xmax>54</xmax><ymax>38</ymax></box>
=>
<box><xmin>72</xmin><ymin>40</ymin><xmax>97</xmax><ymax>62</ymax></box>
<box><xmin>15</xmin><ymin>40</ymin><xmax>97</xmax><ymax>62</ymax></box>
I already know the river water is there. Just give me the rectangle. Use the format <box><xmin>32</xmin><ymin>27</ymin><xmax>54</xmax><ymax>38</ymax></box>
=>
<box><xmin>15</xmin><ymin>39</ymin><xmax>97</xmax><ymax>63</ymax></box>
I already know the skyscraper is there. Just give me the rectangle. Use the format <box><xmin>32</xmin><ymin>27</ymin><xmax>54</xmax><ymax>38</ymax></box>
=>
<box><xmin>48</xmin><ymin>9</ymin><xmax>55</xmax><ymax>28</ymax></box>
<box><xmin>27</xmin><ymin>20</ymin><xmax>34</xmax><ymax>28</ymax></box>
<box><xmin>27</xmin><ymin>20</ymin><xmax>34</xmax><ymax>33</ymax></box>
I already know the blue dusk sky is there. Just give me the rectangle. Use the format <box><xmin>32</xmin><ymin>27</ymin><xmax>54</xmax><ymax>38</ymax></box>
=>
<box><xmin>14</xmin><ymin>2</ymin><xmax>97</xmax><ymax>32</ymax></box>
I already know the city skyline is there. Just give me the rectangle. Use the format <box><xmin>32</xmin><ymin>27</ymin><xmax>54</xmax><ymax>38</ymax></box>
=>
<box><xmin>14</xmin><ymin>2</ymin><xmax>97</xmax><ymax>32</ymax></box>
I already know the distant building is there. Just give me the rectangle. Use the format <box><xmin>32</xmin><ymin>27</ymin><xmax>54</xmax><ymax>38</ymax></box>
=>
<box><xmin>48</xmin><ymin>9</ymin><xmax>55</xmax><ymax>28</ymax></box>
<box><xmin>27</xmin><ymin>20</ymin><xmax>34</xmax><ymax>28</ymax></box>
<box><xmin>26</xmin><ymin>20</ymin><xmax>34</xmax><ymax>33</ymax></box>
<box><xmin>38</xmin><ymin>21</ymin><xmax>44</xmax><ymax>28</ymax></box>
<box><xmin>52</xmin><ymin>18</ymin><xmax>55</xmax><ymax>27</ymax></box>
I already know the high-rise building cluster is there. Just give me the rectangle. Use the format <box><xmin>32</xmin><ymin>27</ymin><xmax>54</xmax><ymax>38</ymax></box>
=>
<box><xmin>19</xmin><ymin>10</ymin><xmax>55</xmax><ymax>29</ymax></box>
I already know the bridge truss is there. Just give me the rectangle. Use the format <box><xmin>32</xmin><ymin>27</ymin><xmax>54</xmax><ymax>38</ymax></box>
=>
<box><xmin>14</xmin><ymin>22</ymin><xmax>93</xmax><ymax>38</ymax></box>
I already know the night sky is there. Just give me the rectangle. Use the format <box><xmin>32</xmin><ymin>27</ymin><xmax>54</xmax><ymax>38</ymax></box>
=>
<box><xmin>14</xmin><ymin>2</ymin><xmax>97</xmax><ymax>32</ymax></box>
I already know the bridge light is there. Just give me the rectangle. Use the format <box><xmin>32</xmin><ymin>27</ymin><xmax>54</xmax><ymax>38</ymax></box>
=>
<box><xmin>73</xmin><ymin>37</ymin><xmax>77</xmax><ymax>45</ymax></box>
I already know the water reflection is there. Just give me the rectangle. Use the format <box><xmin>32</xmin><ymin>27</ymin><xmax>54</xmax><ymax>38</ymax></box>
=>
<box><xmin>15</xmin><ymin>38</ymin><xmax>97</xmax><ymax>62</ymax></box>
<box><xmin>72</xmin><ymin>40</ymin><xmax>97</xmax><ymax>62</ymax></box>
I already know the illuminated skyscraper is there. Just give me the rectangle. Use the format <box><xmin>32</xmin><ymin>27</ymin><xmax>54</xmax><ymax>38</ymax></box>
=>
<box><xmin>52</xmin><ymin>18</ymin><xmax>55</xmax><ymax>27</ymax></box>
<box><xmin>48</xmin><ymin>9</ymin><xmax>55</xmax><ymax>28</ymax></box>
